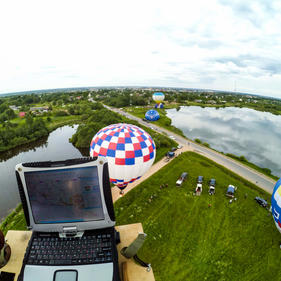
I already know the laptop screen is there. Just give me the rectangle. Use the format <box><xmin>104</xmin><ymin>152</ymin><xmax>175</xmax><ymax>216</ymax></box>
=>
<box><xmin>24</xmin><ymin>166</ymin><xmax>105</xmax><ymax>224</ymax></box>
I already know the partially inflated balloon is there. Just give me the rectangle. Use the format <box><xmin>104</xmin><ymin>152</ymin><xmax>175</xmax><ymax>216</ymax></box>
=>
<box><xmin>272</xmin><ymin>179</ymin><xmax>281</xmax><ymax>233</ymax></box>
<box><xmin>145</xmin><ymin>109</ymin><xmax>160</xmax><ymax>121</ymax></box>
<box><xmin>90</xmin><ymin>124</ymin><xmax>156</xmax><ymax>192</ymax></box>
<box><xmin>155</xmin><ymin>103</ymin><xmax>164</xmax><ymax>109</ymax></box>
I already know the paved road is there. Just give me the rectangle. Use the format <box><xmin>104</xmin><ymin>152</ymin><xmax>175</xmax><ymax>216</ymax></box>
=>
<box><xmin>104</xmin><ymin>105</ymin><xmax>276</xmax><ymax>194</ymax></box>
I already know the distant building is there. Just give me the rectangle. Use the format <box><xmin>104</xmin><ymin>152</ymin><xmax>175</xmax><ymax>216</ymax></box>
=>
<box><xmin>9</xmin><ymin>105</ymin><xmax>19</xmax><ymax>111</ymax></box>
<box><xmin>194</xmin><ymin>99</ymin><xmax>202</xmax><ymax>103</ymax></box>
<box><xmin>30</xmin><ymin>106</ymin><xmax>49</xmax><ymax>114</ymax></box>
<box><xmin>88</xmin><ymin>97</ymin><xmax>96</xmax><ymax>102</ymax></box>
<box><xmin>19</xmin><ymin>112</ymin><xmax>26</xmax><ymax>118</ymax></box>
<box><xmin>207</xmin><ymin>100</ymin><xmax>217</xmax><ymax>104</ymax></box>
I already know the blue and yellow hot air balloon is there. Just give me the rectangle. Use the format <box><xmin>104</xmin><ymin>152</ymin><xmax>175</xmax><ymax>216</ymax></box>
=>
<box><xmin>152</xmin><ymin>92</ymin><xmax>165</xmax><ymax>105</ymax></box>
<box><xmin>271</xmin><ymin>179</ymin><xmax>281</xmax><ymax>233</ymax></box>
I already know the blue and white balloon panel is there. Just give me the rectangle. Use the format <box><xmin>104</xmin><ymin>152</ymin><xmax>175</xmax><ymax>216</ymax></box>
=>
<box><xmin>272</xmin><ymin>179</ymin><xmax>281</xmax><ymax>233</ymax></box>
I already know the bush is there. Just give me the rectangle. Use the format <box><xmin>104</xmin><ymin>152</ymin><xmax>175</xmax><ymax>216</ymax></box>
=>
<box><xmin>54</xmin><ymin>110</ymin><xmax>69</xmax><ymax>117</ymax></box>
<box><xmin>195</xmin><ymin>138</ymin><xmax>202</xmax><ymax>144</ymax></box>
<box><xmin>239</xmin><ymin>155</ymin><xmax>247</xmax><ymax>162</ymax></box>
<box><xmin>203</xmin><ymin>142</ymin><xmax>210</xmax><ymax>148</ymax></box>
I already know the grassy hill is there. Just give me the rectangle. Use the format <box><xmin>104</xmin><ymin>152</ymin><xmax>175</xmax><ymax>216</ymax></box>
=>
<box><xmin>1</xmin><ymin>151</ymin><xmax>280</xmax><ymax>281</ymax></box>
<box><xmin>114</xmin><ymin>152</ymin><xmax>280</xmax><ymax>281</ymax></box>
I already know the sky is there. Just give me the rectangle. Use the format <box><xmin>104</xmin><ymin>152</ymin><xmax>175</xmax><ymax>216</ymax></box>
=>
<box><xmin>1</xmin><ymin>0</ymin><xmax>281</xmax><ymax>98</ymax></box>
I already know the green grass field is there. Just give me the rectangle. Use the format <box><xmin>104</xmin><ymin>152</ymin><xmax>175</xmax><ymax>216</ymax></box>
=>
<box><xmin>115</xmin><ymin>152</ymin><xmax>280</xmax><ymax>281</ymax></box>
<box><xmin>1</xmin><ymin>151</ymin><xmax>280</xmax><ymax>281</ymax></box>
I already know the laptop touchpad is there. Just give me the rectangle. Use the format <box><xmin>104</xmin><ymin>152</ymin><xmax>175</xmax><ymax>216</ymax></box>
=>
<box><xmin>54</xmin><ymin>270</ymin><xmax>77</xmax><ymax>281</ymax></box>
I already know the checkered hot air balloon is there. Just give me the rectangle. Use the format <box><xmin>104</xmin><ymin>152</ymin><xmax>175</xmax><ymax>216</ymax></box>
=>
<box><xmin>272</xmin><ymin>179</ymin><xmax>281</xmax><ymax>233</ymax></box>
<box><xmin>90</xmin><ymin>123</ymin><xmax>156</xmax><ymax>192</ymax></box>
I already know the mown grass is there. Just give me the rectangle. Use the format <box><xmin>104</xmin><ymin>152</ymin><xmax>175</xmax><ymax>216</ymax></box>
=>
<box><xmin>114</xmin><ymin>152</ymin><xmax>280</xmax><ymax>281</ymax></box>
<box><xmin>45</xmin><ymin>115</ymin><xmax>82</xmax><ymax>131</ymax></box>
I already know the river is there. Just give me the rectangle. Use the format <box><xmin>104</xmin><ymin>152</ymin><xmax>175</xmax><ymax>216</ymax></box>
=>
<box><xmin>0</xmin><ymin>125</ymin><xmax>88</xmax><ymax>220</ymax></box>
<box><xmin>166</xmin><ymin>106</ymin><xmax>281</xmax><ymax>177</ymax></box>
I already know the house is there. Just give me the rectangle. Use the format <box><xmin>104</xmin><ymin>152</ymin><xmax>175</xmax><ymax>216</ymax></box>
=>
<box><xmin>9</xmin><ymin>105</ymin><xmax>19</xmax><ymax>111</ymax></box>
<box><xmin>30</xmin><ymin>106</ymin><xmax>49</xmax><ymax>114</ymax></box>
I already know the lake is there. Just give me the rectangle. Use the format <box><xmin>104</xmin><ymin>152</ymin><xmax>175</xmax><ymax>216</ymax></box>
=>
<box><xmin>166</xmin><ymin>106</ymin><xmax>281</xmax><ymax>177</ymax></box>
<box><xmin>0</xmin><ymin>125</ymin><xmax>88</xmax><ymax>220</ymax></box>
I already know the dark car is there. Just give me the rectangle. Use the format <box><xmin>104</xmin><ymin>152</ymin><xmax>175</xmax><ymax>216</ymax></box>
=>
<box><xmin>197</xmin><ymin>176</ymin><xmax>203</xmax><ymax>184</ymax></box>
<box><xmin>255</xmin><ymin>197</ymin><xmax>268</xmax><ymax>208</ymax></box>
<box><xmin>166</xmin><ymin>151</ymin><xmax>175</xmax><ymax>158</ymax></box>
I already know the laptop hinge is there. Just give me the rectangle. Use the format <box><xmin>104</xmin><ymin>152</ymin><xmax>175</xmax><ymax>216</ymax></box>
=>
<box><xmin>59</xmin><ymin>226</ymin><xmax>84</xmax><ymax>238</ymax></box>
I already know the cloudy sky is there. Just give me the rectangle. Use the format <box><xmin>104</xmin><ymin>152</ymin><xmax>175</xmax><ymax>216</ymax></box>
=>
<box><xmin>1</xmin><ymin>0</ymin><xmax>281</xmax><ymax>98</ymax></box>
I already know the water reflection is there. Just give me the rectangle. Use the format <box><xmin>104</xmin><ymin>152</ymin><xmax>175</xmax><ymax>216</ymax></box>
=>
<box><xmin>0</xmin><ymin>125</ymin><xmax>87</xmax><ymax>220</ymax></box>
<box><xmin>166</xmin><ymin>106</ymin><xmax>281</xmax><ymax>176</ymax></box>
<box><xmin>0</xmin><ymin>136</ymin><xmax>48</xmax><ymax>162</ymax></box>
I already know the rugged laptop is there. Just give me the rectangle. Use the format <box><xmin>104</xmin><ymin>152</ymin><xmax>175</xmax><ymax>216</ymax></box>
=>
<box><xmin>15</xmin><ymin>157</ymin><xmax>120</xmax><ymax>281</ymax></box>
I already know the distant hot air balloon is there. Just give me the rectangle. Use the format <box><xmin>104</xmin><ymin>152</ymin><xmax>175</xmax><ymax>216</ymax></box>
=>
<box><xmin>90</xmin><ymin>123</ymin><xmax>156</xmax><ymax>194</ymax></box>
<box><xmin>145</xmin><ymin>109</ymin><xmax>160</xmax><ymax>121</ymax></box>
<box><xmin>152</xmin><ymin>92</ymin><xmax>165</xmax><ymax>104</ymax></box>
<box><xmin>155</xmin><ymin>103</ymin><xmax>164</xmax><ymax>109</ymax></box>
<box><xmin>272</xmin><ymin>179</ymin><xmax>281</xmax><ymax>233</ymax></box>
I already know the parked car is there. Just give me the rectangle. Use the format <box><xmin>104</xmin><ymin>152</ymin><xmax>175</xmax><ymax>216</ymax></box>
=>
<box><xmin>255</xmin><ymin>197</ymin><xmax>268</xmax><ymax>208</ymax></box>
<box><xmin>195</xmin><ymin>183</ymin><xmax>202</xmax><ymax>196</ymax></box>
<box><xmin>197</xmin><ymin>176</ymin><xmax>204</xmax><ymax>184</ymax></box>
<box><xmin>209</xmin><ymin>179</ymin><xmax>216</xmax><ymax>195</ymax></box>
<box><xmin>166</xmin><ymin>151</ymin><xmax>175</xmax><ymax>158</ymax></box>
<box><xmin>176</xmin><ymin>172</ymin><xmax>188</xmax><ymax>186</ymax></box>
<box><xmin>171</xmin><ymin>147</ymin><xmax>177</xmax><ymax>152</ymax></box>
<box><xmin>226</xmin><ymin>185</ymin><xmax>236</xmax><ymax>198</ymax></box>
<box><xmin>177</xmin><ymin>145</ymin><xmax>183</xmax><ymax>149</ymax></box>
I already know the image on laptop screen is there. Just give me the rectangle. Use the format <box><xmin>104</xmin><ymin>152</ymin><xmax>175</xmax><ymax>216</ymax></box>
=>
<box><xmin>24</xmin><ymin>166</ymin><xmax>105</xmax><ymax>224</ymax></box>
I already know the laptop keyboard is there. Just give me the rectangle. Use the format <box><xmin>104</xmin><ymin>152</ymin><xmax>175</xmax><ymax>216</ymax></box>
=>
<box><xmin>26</xmin><ymin>233</ymin><xmax>113</xmax><ymax>266</ymax></box>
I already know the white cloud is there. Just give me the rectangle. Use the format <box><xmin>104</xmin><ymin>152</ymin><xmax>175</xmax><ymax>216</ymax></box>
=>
<box><xmin>0</xmin><ymin>0</ymin><xmax>281</xmax><ymax>97</ymax></box>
